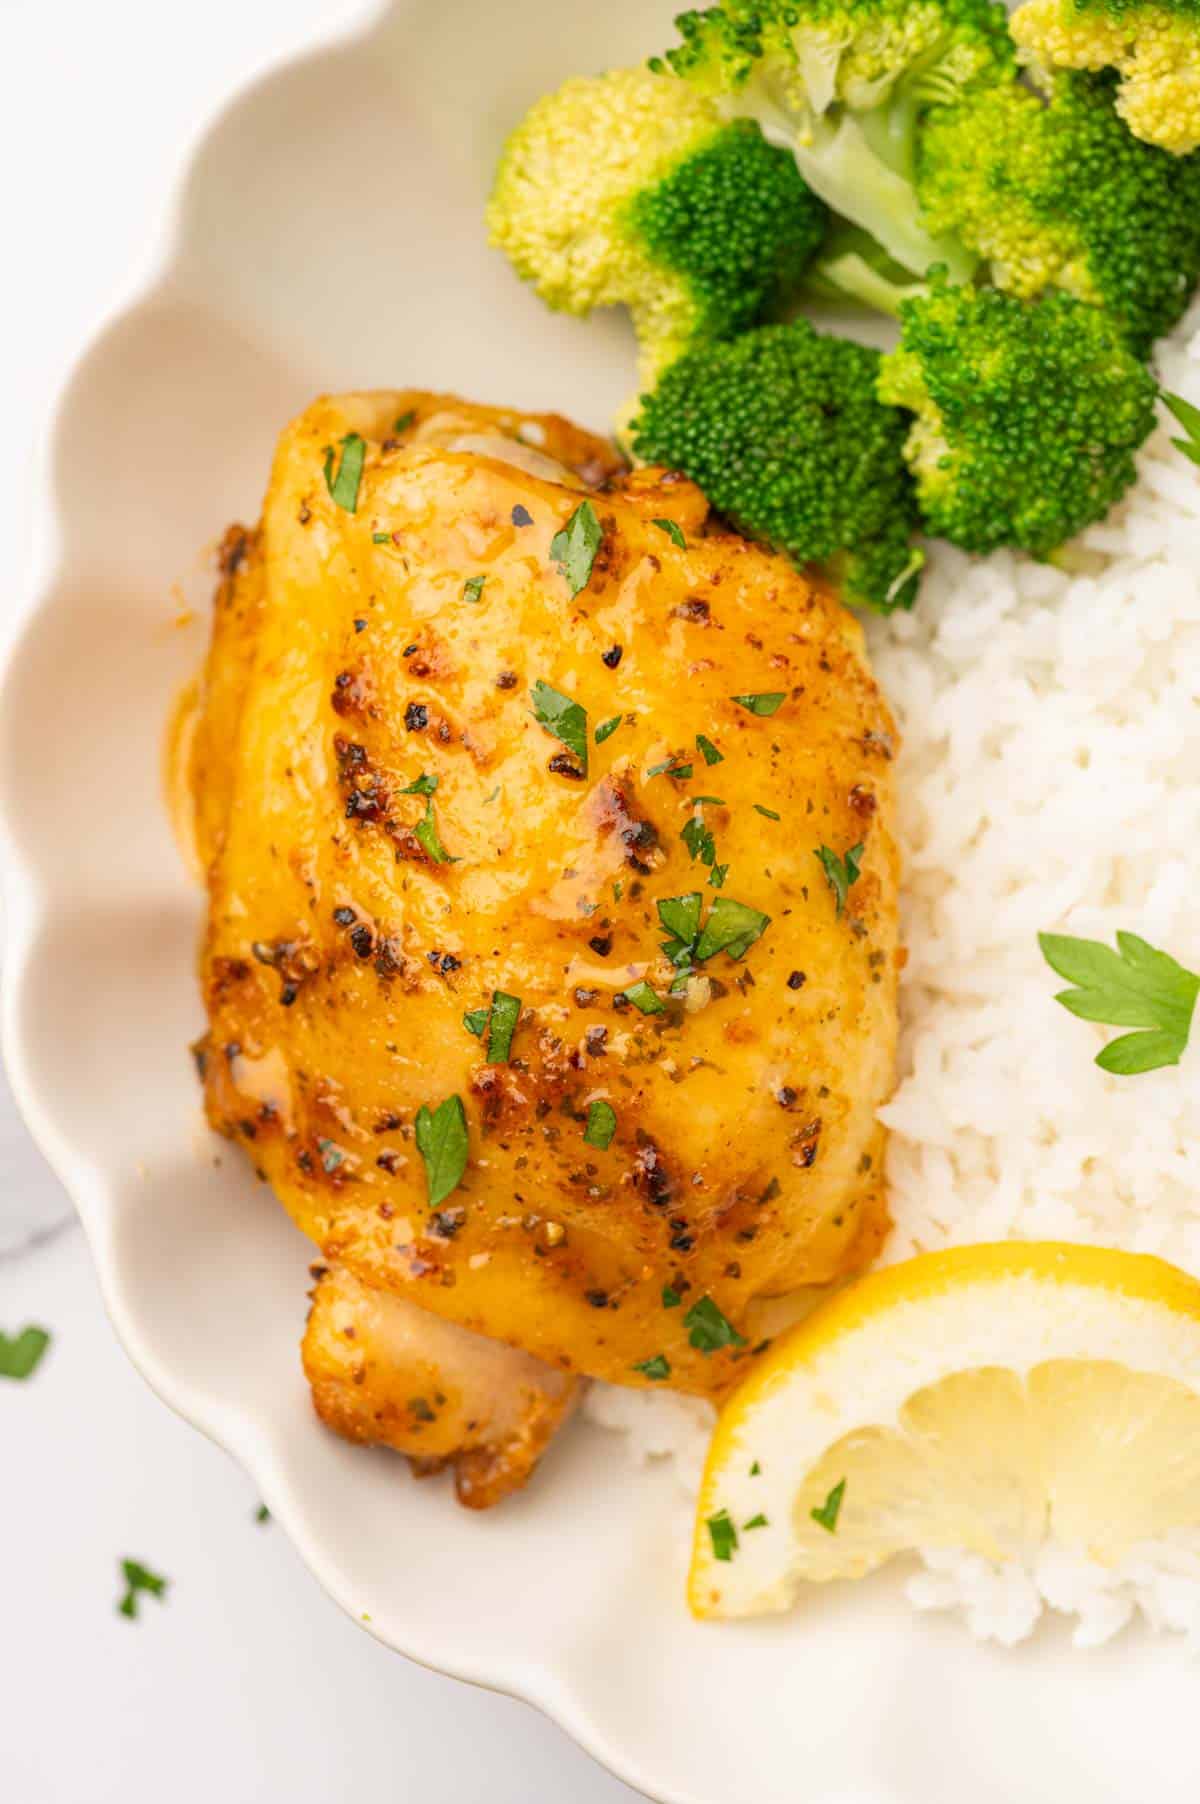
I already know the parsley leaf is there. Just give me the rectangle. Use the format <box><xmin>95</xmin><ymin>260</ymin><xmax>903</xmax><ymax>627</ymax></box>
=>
<box><xmin>694</xmin><ymin>896</ymin><xmax>770</xmax><ymax>962</ymax></box>
<box><xmin>815</xmin><ymin>842</ymin><xmax>864</xmax><ymax>917</ymax></box>
<box><xmin>117</xmin><ymin>1558</ymin><xmax>169</xmax><ymax>1620</ymax></box>
<box><xmin>662</xmin><ymin>1284</ymin><xmax>682</xmax><ymax>1308</ymax></box>
<box><xmin>632</xmin><ymin>1353</ymin><xmax>671</xmax><ymax>1381</ymax></box>
<box><xmin>681</xmin><ymin>815</ymin><xmax>717</xmax><ymax>871</ymax></box>
<box><xmin>749</xmin><ymin>1460</ymin><xmax>761</xmax><ymax>1476</ymax></box>
<box><xmin>685</xmin><ymin>1295</ymin><xmax>747</xmax><ymax>1354</ymax></box>
<box><xmin>393</xmin><ymin>410</ymin><xmax>416</xmax><ymax>433</ymax></box>
<box><xmin>463</xmin><ymin>1006</ymin><xmax>490</xmax><ymax>1038</ymax></box>
<box><xmin>621</xmin><ymin>979</ymin><xmax>665</xmax><ymax>1015</ymax></box>
<box><xmin>372</xmin><ymin>531</ymin><xmax>391</xmax><ymax>545</ymax></box>
<box><xmin>0</xmin><ymin>1325</ymin><xmax>50</xmax><ymax>1381</ymax></box>
<box><xmin>743</xmin><ymin>1513</ymin><xmax>768</xmax><ymax>1530</ymax></box>
<box><xmin>256</xmin><ymin>1503</ymin><xmax>271</xmax><ymax>1524</ymax></box>
<box><xmin>414</xmin><ymin>1094</ymin><xmax>469</xmax><ymax>1208</ymax></box>
<box><xmin>584</xmin><ymin>1099</ymin><xmax>617</xmax><ymax>1149</ymax></box>
<box><xmin>652</xmin><ymin>517</ymin><xmax>686</xmax><ymax>549</ymax></box>
<box><xmin>657</xmin><ymin>892</ymin><xmax>703</xmax><ymax>961</ymax></box>
<box><xmin>322</xmin><ymin>433</ymin><xmax>366</xmax><ymax>513</ymax></box>
<box><xmin>647</xmin><ymin>759</ymin><xmax>693</xmax><ymax>780</ymax></box>
<box><xmin>1163</xmin><ymin>391</ymin><xmax>1200</xmax><ymax>468</ymax></box>
<box><xmin>399</xmin><ymin>772</ymin><xmax>438</xmax><ymax>797</ymax></box>
<box><xmin>810</xmin><ymin>1478</ymin><xmax>845</xmax><ymax>1535</ymax></box>
<box><xmin>731</xmin><ymin>692</ymin><xmax>785</xmax><ymax>717</ymax></box>
<box><xmin>709</xmin><ymin>863</ymin><xmax>729</xmax><ymax>890</ymax></box>
<box><xmin>706</xmin><ymin>1509</ymin><xmax>738</xmax><ymax>1562</ymax></box>
<box><xmin>486</xmin><ymin>990</ymin><xmax>522</xmax><ymax>1064</ymax></box>
<box><xmin>531</xmin><ymin>680</ymin><xmax>588</xmax><ymax>775</ymax></box>
<box><xmin>595</xmin><ymin>714</ymin><xmax>623</xmax><ymax>746</ymax></box>
<box><xmin>695</xmin><ymin>733</ymin><xmax>723</xmax><ymax>767</ymax></box>
<box><xmin>414</xmin><ymin>796</ymin><xmax>457</xmax><ymax>864</ymax></box>
<box><xmin>1039</xmin><ymin>930</ymin><xmax>1200</xmax><ymax>1075</ymax></box>
<box><xmin>549</xmin><ymin>500</ymin><xmax>603</xmax><ymax>596</ymax></box>
<box><xmin>462</xmin><ymin>576</ymin><xmax>486</xmax><ymax>603</ymax></box>
<box><xmin>754</xmin><ymin>805</ymin><xmax>781</xmax><ymax>822</ymax></box>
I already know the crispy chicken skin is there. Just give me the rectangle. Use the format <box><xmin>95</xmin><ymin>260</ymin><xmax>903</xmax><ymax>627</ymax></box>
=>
<box><xmin>190</xmin><ymin>387</ymin><xmax>899</xmax><ymax>1495</ymax></box>
<box><xmin>303</xmin><ymin>1264</ymin><xmax>577</xmax><ymax>1508</ymax></box>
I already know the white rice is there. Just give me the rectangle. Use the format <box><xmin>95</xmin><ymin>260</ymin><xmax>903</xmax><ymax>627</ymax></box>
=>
<box><xmin>584</xmin><ymin>295</ymin><xmax>1200</xmax><ymax>1648</ymax></box>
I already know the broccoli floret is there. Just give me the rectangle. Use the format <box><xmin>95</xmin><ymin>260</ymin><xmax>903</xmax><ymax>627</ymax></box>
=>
<box><xmin>631</xmin><ymin>318</ymin><xmax>924</xmax><ymax>612</ymax></box>
<box><xmin>657</xmin><ymin>0</ymin><xmax>1014</xmax><ymax>282</ymax></box>
<box><xmin>1010</xmin><ymin>0</ymin><xmax>1200</xmax><ymax>155</ymax></box>
<box><xmin>915</xmin><ymin>71</ymin><xmax>1200</xmax><ymax>354</ymax></box>
<box><xmin>486</xmin><ymin>65</ymin><xmax>827</xmax><ymax>384</ymax></box>
<box><xmin>877</xmin><ymin>279</ymin><xmax>1158</xmax><ymax>556</ymax></box>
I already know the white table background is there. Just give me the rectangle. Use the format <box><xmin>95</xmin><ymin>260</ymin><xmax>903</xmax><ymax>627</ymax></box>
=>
<box><xmin>0</xmin><ymin>3</ymin><xmax>639</xmax><ymax>1796</ymax></box>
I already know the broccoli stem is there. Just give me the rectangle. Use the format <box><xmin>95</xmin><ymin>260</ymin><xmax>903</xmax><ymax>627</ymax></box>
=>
<box><xmin>815</xmin><ymin>251</ymin><xmax>928</xmax><ymax>317</ymax></box>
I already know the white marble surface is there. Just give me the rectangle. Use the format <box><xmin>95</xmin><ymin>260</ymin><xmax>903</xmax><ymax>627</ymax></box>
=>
<box><xmin>0</xmin><ymin>3</ymin><xmax>638</xmax><ymax>1797</ymax></box>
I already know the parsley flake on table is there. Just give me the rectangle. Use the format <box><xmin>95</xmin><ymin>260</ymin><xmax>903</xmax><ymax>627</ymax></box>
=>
<box><xmin>695</xmin><ymin>733</ymin><xmax>724</xmax><ymax>766</ymax></box>
<box><xmin>810</xmin><ymin>1478</ymin><xmax>846</xmax><ymax>1535</ymax></box>
<box><xmin>117</xmin><ymin>1558</ymin><xmax>169</xmax><ymax>1620</ymax></box>
<box><xmin>652</xmin><ymin>517</ymin><xmax>686</xmax><ymax>549</ymax></box>
<box><xmin>685</xmin><ymin>1295</ymin><xmax>747</xmax><ymax>1354</ymax></box>
<box><xmin>531</xmin><ymin>680</ymin><xmax>588</xmax><ymax>776</ymax></box>
<box><xmin>255</xmin><ymin>1504</ymin><xmax>271</xmax><ymax>1524</ymax></box>
<box><xmin>706</xmin><ymin>1509</ymin><xmax>738</xmax><ymax>1562</ymax></box>
<box><xmin>322</xmin><ymin>433</ymin><xmax>366</xmax><ymax>513</ymax></box>
<box><xmin>584</xmin><ymin>1099</ymin><xmax>617</xmax><ymax>1149</ymax></box>
<box><xmin>414</xmin><ymin>1094</ymin><xmax>469</xmax><ymax>1208</ymax></box>
<box><xmin>486</xmin><ymin>991</ymin><xmax>522</xmax><ymax>1064</ymax></box>
<box><xmin>0</xmin><ymin>1325</ymin><xmax>51</xmax><ymax>1381</ymax></box>
<box><xmin>1163</xmin><ymin>391</ymin><xmax>1200</xmax><ymax>468</ymax></box>
<box><xmin>1039</xmin><ymin>929</ymin><xmax>1200</xmax><ymax>1075</ymax></box>
<box><xmin>815</xmin><ymin>842</ymin><xmax>864</xmax><ymax>917</ymax></box>
<box><xmin>549</xmin><ymin>500</ymin><xmax>603</xmax><ymax>596</ymax></box>
<box><xmin>462</xmin><ymin>575</ymin><xmax>486</xmax><ymax>603</ymax></box>
<box><xmin>731</xmin><ymin>692</ymin><xmax>785</xmax><ymax>717</ymax></box>
<box><xmin>632</xmin><ymin>1353</ymin><xmax>672</xmax><ymax>1381</ymax></box>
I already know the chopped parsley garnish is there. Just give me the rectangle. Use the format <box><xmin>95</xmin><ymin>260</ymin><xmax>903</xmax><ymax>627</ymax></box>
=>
<box><xmin>662</xmin><ymin>1284</ymin><xmax>682</xmax><ymax>1309</ymax></box>
<box><xmin>584</xmin><ymin>1099</ymin><xmax>617</xmax><ymax>1149</ymax></box>
<box><xmin>810</xmin><ymin>1478</ymin><xmax>845</xmax><ymax>1535</ymax></box>
<box><xmin>681</xmin><ymin>815</ymin><xmax>717</xmax><ymax>873</ymax></box>
<box><xmin>256</xmin><ymin>1503</ymin><xmax>271</xmax><ymax>1524</ymax></box>
<box><xmin>694</xmin><ymin>896</ymin><xmax>770</xmax><ymax>961</ymax></box>
<box><xmin>658</xmin><ymin>891</ymin><xmax>703</xmax><ymax>955</ymax></box>
<box><xmin>372</xmin><ymin>531</ymin><xmax>391</xmax><ymax>544</ymax></box>
<box><xmin>621</xmin><ymin>979</ymin><xmax>665</xmax><ymax>1015</ymax></box>
<box><xmin>393</xmin><ymin>410</ymin><xmax>416</xmax><ymax>433</ymax></box>
<box><xmin>414</xmin><ymin>795</ymin><xmax>457</xmax><ymax>864</ymax></box>
<box><xmin>0</xmin><ymin>1325</ymin><xmax>50</xmax><ymax>1380</ymax></box>
<box><xmin>1163</xmin><ymin>391</ymin><xmax>1200</xmax><ymax>468</ymax></box>
<box><xmin>463</xmin><ymin>1006</ymin><xmax>490</xmax><ymax>1038</ymax></box>
<box><xmin>317</xmin><ymin>1138</ymin><xmax>344</xmax><ymax>1174</ymax></box>
<box><xmin>595</xmin><ymin>714</ymin><xmax>623</xmax><ymax>746</ymax></box>
<box><xmin>462</xmin><ymin>576</ymin><xmax>486</xmax><ymax>603</ymax></box>
<box><xmin>322</xmin><ymin>433</ymin><xmax>366</xmax><ymax>513</ymax></box>
<box><xmin>731</xmin><ymin>692</ymin><xmax>785</xmax><ymax>717</ymax></box>
<box><xmin>531</xmin><ymin>680</ymin><xmax>588</xmax><ymax>775</ymax></box>
<box><xmin>486</xmin><ymin>991</ymin><xmax>522</xmax><ymax>1064</ymax></box>
<box><xmin>754</xmin><ymin>805</ymin><xmax>781</xmax><ymax>822</ymax></box>
<box><xmin>399</xmin><ymin>772</ymin><xmax>438</xmax><ymax>797</ymax></box>
<box><xmin>691</xmin><ymin>795</ymin><xmax>725</xmax><ymax>806</ymax></box>
<box><xmin>652</xmin><ymin>517</ymin><xmax>686</xmax><ymax>549</ymax></box>
<box><xmin>706</xmin><ymin>1509</ymin><xmax>738</xmax><ymax>1562</ymax></box>
<box><xmin>749</xmin><ymin>1460</ymin><xmax>761</xmax><ymax>1476</ymax></box>
<box><xmin>743</xmin><ymin>1513</ymin><xmax>769</xmax><ymax>1530</ymax></box>
<box><xmin>632</xmin><ymin>1353</ymin><xmax>671</xmax><ymax>1381</ymax></box>
<box><xmin>815</xmin><ymin>842</ymin><xmax>864</xmax><ymax>917</ymax></box>
<box><xmin>685</xmin><ymin>1295</ymin><xmax>747</xmax><ymax>1354</ymax></box>
<box><xmin>414</xmin><ymin>1094</ymin><xmax>469</xmax><ymax>1208</ymax></box>
<box><xmin>549</xmin><ymin>500</ymin><xmax>603</xmax><ymax>596</ymax></box>
<box><xmin>117</xmin><ymin>1559</ymin><xmax>169</xmax><ymax>1620</ymax></box>
<box><xmin>647</xmin><ymin>759</ymin><xmax>693</xmax><ymax>780</ymax></box>
<box><xmin>1039</xmin><ymin>929</ymin><xmax>1200</xmax><ymax>1075</ymax></box>
<box><xmin>709</xmin><ymin>863</ymin><xmax>729</xmax><ymax>890</ymax></box>
<box><xmin>696</xmin><ymin>736</ymin><xmax>724</xmax><ymax>772</ymax></box>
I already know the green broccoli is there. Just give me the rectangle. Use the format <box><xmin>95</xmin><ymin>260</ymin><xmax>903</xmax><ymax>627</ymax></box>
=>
<box><xmin>1010</xmin><ymin>0</ymin><xmax>1200</xmax><ymax>154</ymax></box>
<box><xmin>877</xmin><ymin>278</ymin><xmax>1159</xmax><ymax>557</ymax></box>
<box><xmin>486</xmin><ymin>65</ymin><xmax>827</xmax><ymax>384</ymax></box>
<box><xmin>630</xmin><ymin>318</ymin><xmax>924</xmax><ymax>613</ymax></box>
<box><xmin>914</xmin><ymin>71</ymin><xmax>1200</xmax><ymax>355</ymax></box>
<box><xmin>656</xmin><ymin>0</ymin><xmax>1014</xmax><ymax>283</ymax></box>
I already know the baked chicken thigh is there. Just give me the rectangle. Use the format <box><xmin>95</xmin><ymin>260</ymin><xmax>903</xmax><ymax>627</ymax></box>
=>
<box><xmin>187</xmin><ymin>389</ymin><xmax>899</xmax><ymax>1504</ymax></box>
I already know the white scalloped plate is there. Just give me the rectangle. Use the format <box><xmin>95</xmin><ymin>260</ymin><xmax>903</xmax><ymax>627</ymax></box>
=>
<box><xmin>3</xmin><ymin>4</ymin><xmax>1197</xmax><ymax>1800</ymax></box>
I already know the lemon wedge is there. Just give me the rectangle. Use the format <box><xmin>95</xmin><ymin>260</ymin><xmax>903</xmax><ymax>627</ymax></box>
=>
<box><xmin>690</xmin><ymin>1242</ymin><xmax>1200</xmax><ymax>1618</ymax></box>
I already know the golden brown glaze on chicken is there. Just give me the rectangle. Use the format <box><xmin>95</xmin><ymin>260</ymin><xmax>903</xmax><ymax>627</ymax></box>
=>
<box><xmin>303</xmin><ymin>1263</ymin><xmax>577</xmax><ymax>1507</ymax></box>
<box><xmin>189</xmin><ymin>388</ymin><xmax>899</xmax><ymax>1499</ymax></box>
